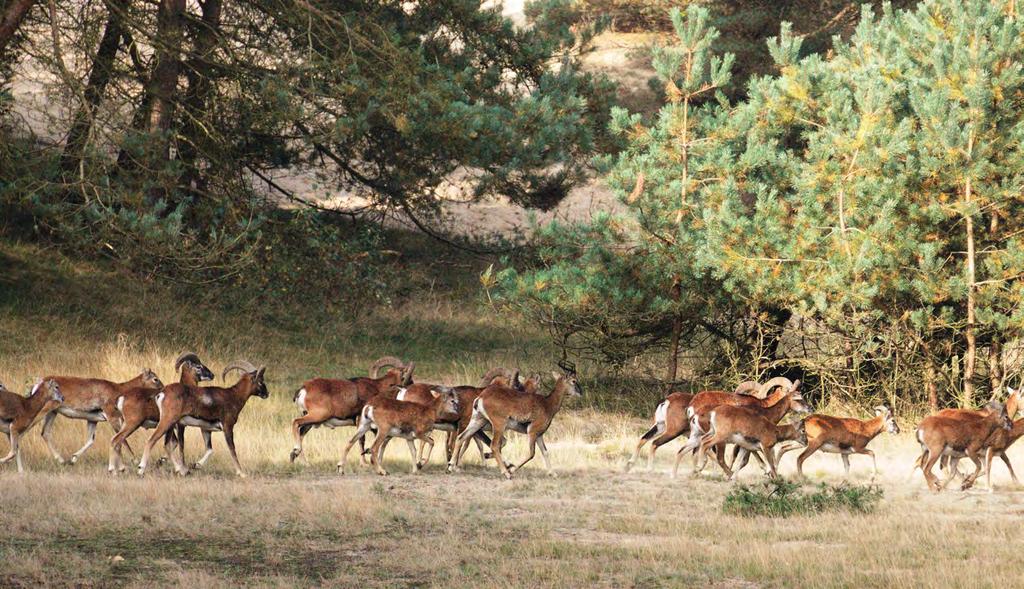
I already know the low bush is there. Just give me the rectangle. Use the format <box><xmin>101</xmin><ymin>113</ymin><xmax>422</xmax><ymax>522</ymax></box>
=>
<box><xmin>722</xmin><ymin>479</ymin><xmax>883</xmax><ymax>518</ymax></box>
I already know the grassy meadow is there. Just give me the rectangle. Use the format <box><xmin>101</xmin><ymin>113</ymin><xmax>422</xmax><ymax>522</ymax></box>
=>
<box><xmin>3</xmin><ymin>238</ymin><xmax>1024</xmax><ymax>588</ymax></box>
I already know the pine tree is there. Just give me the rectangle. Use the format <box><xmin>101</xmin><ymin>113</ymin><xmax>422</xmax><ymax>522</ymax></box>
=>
<box><xmin>696</xmin><ymin>0</ymin><xmax>1024</xmax><ymax>404</ymax></box>
<box><xmin>509</xmin><ymin>0</ymin><xmax>1024</xmax><ymax>406</ymax></box>
<box><xmin>501</xmin><ymin>6</ymin><xmax>759</xmax><ymax>382</ymax></box>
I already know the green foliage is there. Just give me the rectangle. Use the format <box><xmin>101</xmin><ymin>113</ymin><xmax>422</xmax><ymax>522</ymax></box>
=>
<box><xmin>722</xmin><ymin>479</ymin><xmax>883</xmax><ymax>517</ymax></box>
<box><xmin>501</xmin><ymin>6</ymin><xmax>766</xmax><ymax>374</ymax></box>
<box><xmin>0</xmin><ymin>0</ymin><xmax>613</xmax><ymax>292</ymax></box>
<box><xmin>508</xmin><ymin>0</ymin><xmax>1024</xmax><ymax>407</ymax></box>
<box><xmin>699</xmin><ymin>0</ymin><xmax>1024</xmax><ymax>402</ymax></box>
<box><xmin>583</xmin><ymin>1</ymin><xmax>917</xmax><ymax>98</ymax></box>
<box><xmin>266</xmin><ymin>0</ymin><xmax>615</xmax><ymax>212</ymax></box>
<box><xmin>219</xmin><ymin>211</ymin><xmax>394</xmax><ymax>316</ymax></box>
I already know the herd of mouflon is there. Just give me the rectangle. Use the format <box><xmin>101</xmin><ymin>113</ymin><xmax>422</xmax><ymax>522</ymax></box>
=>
<box><xmin>1</xmin><ymin>352</ymin><xmax>1021</xmax><ymax>492</ymax></box>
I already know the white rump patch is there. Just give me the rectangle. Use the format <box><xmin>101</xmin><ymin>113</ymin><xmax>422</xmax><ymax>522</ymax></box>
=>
<box><xmin>396</xmin><ymin>388</ymin><xmax>408</xmax><ymax>401</ymax></box>
<box><xmin>295</xmin><ymin>388</ymin><xmax>307</xmax><ymax>412</ymax></box>
<box><xmin>116</xmin><ymin>396</ymin><xmax>125</xmax><ymax>412</ymax></box>
<box><xmin>654</xmin><ymin>400</ymin><xmax>668</xmax><ymax>425</ymax></box>
<box><xmin>363</xmin><ymin>405</ymin><xmax>375</xmax><ymax>424</ymax></box>
<box><xmin>155</xmin><ymin>392</ymin><xmax>165</xmax><ymax>417</ymax></box>
<box><xmin>473</xmin><ymin>397</ymin><xmax>489</xmax><ymax>421</ymax></box>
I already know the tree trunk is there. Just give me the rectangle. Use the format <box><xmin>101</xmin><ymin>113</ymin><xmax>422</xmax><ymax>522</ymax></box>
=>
<box><xmin>666</xmin><ymin>281</ymin><xmax>681</xmax><ymax>382</ymax></box>
<box><xmin>923</xmin><ymin>339</ymin><xmax>938</xmax><ymax>411</ymax></box>
<box><xmin>988</xmin><ymin>210</ymin><xmax>1003</xmax><ymax>398</ymax></box>
<box><xmin>989</xmin><ymin>337</ymin><xmax>1004</xmax><ymax>397</ymax></box>
<box><xmin>60</xmin><ymin>0</ymin><xmax>126</xmax><ymax>179</ymax></box>
<box><xmin>843</xmin><ymin>338</ymin><xmax>856</xmax><ymax>390</ymax></box>
<box><xmin>143</xmin><ymin>0</ymin><xmax>186</xmax><ymax>204</ymax></box>
<box><xmin>0</xmin><ymin>0</ymin><xmax>34</xmax><ymax>54</ymax></box>
<box><xmin>760</xmin><ymin>307</ymin><xmax>792</xmax><ymax>364</ymax></box>
<box><xmin>178</xmin><ymin>0</ymin><xmax>222</xmax><ymax>192</ymax></box>
<box><xmin>962</xmin><ymin>133</ymin><xmax>978</xmax><ymax>405</ymax></box>
<box><xmin>116</xmin><ymin>93</ymin><xmax>153</xmax><ymax>170</ymax></box>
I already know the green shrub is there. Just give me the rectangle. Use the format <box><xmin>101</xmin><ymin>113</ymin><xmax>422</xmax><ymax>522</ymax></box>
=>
<box><xmin>722</xmin><ymin>479</ymin><xmax>883</xmax><ymax>518</ymax></box>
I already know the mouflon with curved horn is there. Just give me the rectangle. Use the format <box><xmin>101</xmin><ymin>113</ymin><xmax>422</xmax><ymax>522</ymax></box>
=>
<box><xmin>108</xmin><ymin>352</ymin><xmax>216</xmax><ymax>474</ymax></box>
<box><xmin>288</xmin><ymin>356</ymin><xmax>415</xmax><ymax>465</ymax></box>
<box><xmin>137</xmin><ymin>360</ymin><xmax>268</xmax><ymax>478</ymax></box>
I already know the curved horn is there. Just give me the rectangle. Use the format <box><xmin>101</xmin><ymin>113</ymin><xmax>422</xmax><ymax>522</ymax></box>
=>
<box><xmin>756</xmin><ymin>377</ymin><xmax>794</xmax><ymax>399</ymax></box>
<box><xmin>222</xmin><ymin>360</ymin><xmax>258</xmax><ymax>381</ymax></box>
<box><xmin>370</xmin><ymin>356</ymin><xmax>406</xmax><ymax>378</ymax></box>
<box><xmin>401</xmin><ymin>361</ymin><xmax>416</xmax><ymax>385</ymax></box>
<box><xmin>733</xmin><ymin>381</ymin><xmax>760</xmax><ymax>396</ymax></box>
<box><xmin>480</xmin><ymin>367</ymin><xmax>514</xmax><ymax>387</ymax></box>
<box><xmin>174</xmin><ymin>352</ymin><xmax>202</xmax><ymax>371</ymax></box>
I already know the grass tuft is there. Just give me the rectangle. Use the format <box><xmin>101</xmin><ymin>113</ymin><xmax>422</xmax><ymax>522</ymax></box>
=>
<box><xmin>722</xmin><ymin>479</ymin><xmax>883</xmax><ymax>518</ymax></box>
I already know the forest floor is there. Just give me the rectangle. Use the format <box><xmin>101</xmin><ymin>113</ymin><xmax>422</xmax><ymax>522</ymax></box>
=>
<box><xmin>2</xmin><ymin>238</ymin><xmax>1024</xmax><ymax>588</ymax></box>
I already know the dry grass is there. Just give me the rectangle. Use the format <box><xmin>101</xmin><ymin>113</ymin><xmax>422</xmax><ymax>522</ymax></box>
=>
<box><xmin>4</xmin><ymin>241</ymin><xmax>1024</xmax><ymax>587</ymax></box>
<box><xmin>5</xmin><ymin>420</ymin><xmax>1024</xmax><ymax>588</ymax></box>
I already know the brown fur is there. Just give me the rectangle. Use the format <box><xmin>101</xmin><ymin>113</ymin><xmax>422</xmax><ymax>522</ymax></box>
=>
<box><xmin>624</xmin><ymin>391</ymin><xmax>694</xmax><ymax>473</ymax></box>
<box><xmin>912</xmin><ymin>389</ymin><xmax>1022</xmax><ymax>481</ymax></box>
<box><xmin>40</xmin><ymin>370</ymin><xmax>162</xmax><ymax>464</ymax></box>
<box><xmin>338</xmin><ymin>389</ymin><xmax>458</xmax><ymax>475</ymax></box>
<box><xmin>449</xmin><ymin>372</ymin><xmax>582</xmax><ymax>479</ymax></box>
<box><xmin>108</xmin><ymin>358</ymin><xmax>214</xmax><ymax>474</ymax></box>
<box><xmin>396</xmin><ymin>383</ymin><xmax>488</xmax><ymax>461</ymax></box>
<box><xmin>288</xmin><ymin>359</ymin><xmax>413</xmax><ymax>464</ymax></box>
<box><xmin>781</xmin><ymin>407</ymin><xmax>899</xmax><ymax>478</ymax></box>
<box><xmin>687</xmin><ymin>386</ymin><xmax>797</xmax><ymax>433</ymax></box>
<box><xmin>396</xmin><ymin>373</ymin><xmax>539</xmax><ymax>461</ymax></box>
<box><xmin>697</xmin><ymin>405</ymin><xmax>807</xmax><ymax>480</ymax></box>
<box><xmin>0</xmin><ymin>379</ymin><xmax>63</xmax><ymax>472</ymax></box>
<box><xmin>934</xmin><ymin>388</ymin><xmax>1020</xmax><ymax>421</ymax></box>
<box><xmin>917</xmin><ymin>401</ymin><xmax>1011</xmax><ymax>491</ymax></box>
<box><xmin>982</xmin><ymin>417</ymin><xmax>1024</xmax><ymax>489</ymax></box>
<box><xmin>138</xmin><ymin>365</ymin><xmax>268</xmax><ymax>477</ymax></box>
<box><xmin>675</xmin><ymin>381</ymin><xmax>808</xmax><ymax>478</ymax></box>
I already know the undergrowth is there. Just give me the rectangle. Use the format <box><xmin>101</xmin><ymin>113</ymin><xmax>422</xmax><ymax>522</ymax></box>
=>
<box><xmin>722</xmin><ymin>479</ymin><xmax>883</xmax><ymax>518</ymax></box>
